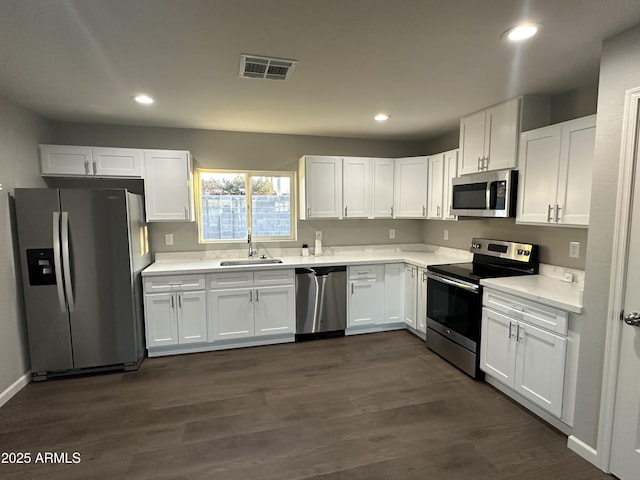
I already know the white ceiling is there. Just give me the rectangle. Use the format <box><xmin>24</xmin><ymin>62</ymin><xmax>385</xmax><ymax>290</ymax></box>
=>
<box><xmin>1</xmin><ymin>0</ymin><xmax>640</xmax><ymax>141</ymax></box>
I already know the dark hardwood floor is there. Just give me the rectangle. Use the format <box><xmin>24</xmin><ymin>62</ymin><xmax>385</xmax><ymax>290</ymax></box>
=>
<box><xmin>0</xmin><ymin>331</ymin><xmax>612</xmax><ymax>479</ymax></box>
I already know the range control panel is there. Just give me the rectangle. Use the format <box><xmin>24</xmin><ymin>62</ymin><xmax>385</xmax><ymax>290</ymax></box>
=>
<box><xmin>470</xmin><ymin>238</ymin><xmax>537</xmax><ymax>263</ymax></box>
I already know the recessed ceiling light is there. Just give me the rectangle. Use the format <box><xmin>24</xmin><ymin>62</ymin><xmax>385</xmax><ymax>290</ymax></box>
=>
<box><xmin>374</xmin><ymin>113</ymin><xmax>390</xmax><ymax>122</ymax></box>
<box><xmin>133</xmin><ymin>94</ymin><xmax>154</xmax><ymax>105</ymax></box>
<box><xmin>504</xmin><ymin>23</ymin><xmax>540</xmax><ymax>42</ymax></box>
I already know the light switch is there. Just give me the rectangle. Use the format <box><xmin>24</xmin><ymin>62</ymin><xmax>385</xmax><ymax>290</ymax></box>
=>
<box><xmin>165</xmin><ymin>233</ymin><xmax>174</xmax><ymax>246</ymax></box>
<box><xmin>569</xmin><ymin>241</ymin><xmax>580</xmax><ymax>258</ymax></box>
<box><xmin>389</xmin><ymin>229</ymin><xmax>396</xmax><ymax>239</ymax></box>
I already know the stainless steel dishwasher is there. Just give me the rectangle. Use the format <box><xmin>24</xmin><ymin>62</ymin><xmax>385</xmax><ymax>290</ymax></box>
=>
<box><xmin>295</xmin><ymin>266</ymin><xmax>347</xmax><ymax>340</ymax></box>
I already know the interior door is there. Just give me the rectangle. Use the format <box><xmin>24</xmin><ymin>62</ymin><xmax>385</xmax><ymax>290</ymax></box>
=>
<box><xmin>610</xmin><ymin>133</ymin><xmax>640</xmax><ymax>478</ymax></box>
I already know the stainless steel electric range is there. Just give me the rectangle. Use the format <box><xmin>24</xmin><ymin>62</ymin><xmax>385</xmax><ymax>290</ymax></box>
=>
<box><xmin>426</xmin><ymin>238</ymin><xmax>539</xmax><ymax>379</ymax></box>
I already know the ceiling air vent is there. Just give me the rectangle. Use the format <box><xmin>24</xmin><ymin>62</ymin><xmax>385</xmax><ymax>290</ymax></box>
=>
<box><xmin>239</xmin><ymin>54</ymin><xmax>297</xmax><ymax>81</ymax></box>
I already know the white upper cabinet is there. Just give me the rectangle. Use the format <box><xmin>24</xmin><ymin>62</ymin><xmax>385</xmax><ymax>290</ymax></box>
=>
<box><xmin>373</xmin><ymin>158</ymin><xmax>395</xmax><ymax>218</ymax></box>
<box><xmin>428</xmin><ymin>149</ymin><xmax>458</xmax><ymax>220</ymax></box>
<box><xmin>342</xmin><ymin>157</ymin><xmax>373</xmax><ymax>218</ymax></box>
<box><xmin>40</xmin><ymin>145</ymin><xmax>143</xmax><ymax>178</ymax></box>
<box><xmin>459</xmin><ymin>96</ymin><xmax>550</xmax><ymax>175</ymax></box>
<box><xmin>394</xmin><ymin>156</ymin><xmax>428</xmax><ymax>218</ymax></box>
<box><xmin>144</xmin><ymin>150</ymin><xmax>194</xmax><ymax>222</ymax></box>
<box><xmin>299</xmin><ymin>155</ymin><xmax>343</xmax><ymax>219</ymax></box>
<box><xmin>517</xmin><ymin>115</ymin><xmax>596</xmax><ymax>227</ymax></box>
<box><xmin>427</xmin><ymin>153</ymin><xmax>444</xmax><ymax>219</ymax></box>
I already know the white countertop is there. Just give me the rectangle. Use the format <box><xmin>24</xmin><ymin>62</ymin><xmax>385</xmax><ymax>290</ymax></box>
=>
<box><xmin>480</xmin><ymin>275</ymin><xmax>583</xmax><ymax>314</ymax></box>
<box><xmin>142</xmin><ymin>248</ymin><xmax>470</xmax><ymax>276</ymax></box>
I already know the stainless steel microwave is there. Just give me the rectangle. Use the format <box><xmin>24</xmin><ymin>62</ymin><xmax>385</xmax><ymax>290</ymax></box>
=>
<box><xmin>451</xmin><ymin>169</ymin><xmax>517</xmax><ymax>218</ymax></box>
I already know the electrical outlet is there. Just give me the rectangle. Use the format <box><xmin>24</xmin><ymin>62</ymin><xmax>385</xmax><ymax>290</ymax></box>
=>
<box><xmin>315</xmin><ymin>231</ymin><xmax>322</xmax><ymax>241</ymax></box>
<box><xmin>165</xmin><ymin>233</ymin><xmax>174</xmax><ymax>246</ymax></box>
<box><xmin>562</xmin><ymin>272</ymin><xmax>574</xmax><ymax>283</ymax></box>
<box><xmin>389</xmin><ymin>229</ymin><xmax>396</xmax><ymax>239</ymax></box>
<box><xmin>569</xmin><ymin>241</ymin><xmax>580</xmax><ymax>258</ymax></box>
<box><xmin>444</xmin><ymin>229</ymin><xmax>449</xmax><ymax>241</ymax></box>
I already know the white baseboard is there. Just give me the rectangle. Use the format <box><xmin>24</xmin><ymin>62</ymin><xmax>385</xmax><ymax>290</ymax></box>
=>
<box><xmin>567</xmin><ymin>435</ymin><xmax>603</xmax><ymax>470</ymax></box>
<box><xmin>0</xmin><ymin>372</ymin><xmax>31</xmax><ymax>408</ymax></box>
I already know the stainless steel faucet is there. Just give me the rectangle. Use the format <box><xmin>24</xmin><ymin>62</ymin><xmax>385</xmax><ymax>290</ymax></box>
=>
<box><xmin>247</xmin><ymin>229</ymin><xmax>255</xmax><ymax>259</ymax></box>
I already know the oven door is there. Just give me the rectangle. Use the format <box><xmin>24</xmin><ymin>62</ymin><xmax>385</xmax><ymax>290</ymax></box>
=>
<box><xmin>426</xmin><ymin>271</ymin><xmax>482</xmax><ymax>352</ymax></box>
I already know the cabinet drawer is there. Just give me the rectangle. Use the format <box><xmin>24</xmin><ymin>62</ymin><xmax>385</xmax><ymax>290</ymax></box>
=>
<box><xmin>207</xmin><ymin>271</ymin><xmax>254</xmax><ymax>289</ymax></box>
<box><xmin>349</xmin><ymin>264</ymin><xmax>384</xmax><ymax>280</ymax></box>
<box><xmin>144</xmin><ymin>274</ymin><xmax>206</xmax><ymax>293</ymax></box>
<box><xmin>483</xmin><ymin>289</ymin><xmax>568</xmax><ymax>335</ymax></box>
<box><xmin>253</xmin><ymin>269</ymin><xmax>294</xmax><ymax>286</ymax></box>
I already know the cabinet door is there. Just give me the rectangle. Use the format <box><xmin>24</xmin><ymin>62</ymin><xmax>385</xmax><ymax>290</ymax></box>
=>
<box><xmin>40</xmin><ymin>145</ymin><xmax>93</xmax><ymax>176</ymax></box>
<box><xmin>144</xmin><ymin>150</ymin><xmax>194</xmax><ymax>222</ymax></box>
<box><xmin>254</xmin><ymin>285</ymin><xmax>295</xmax><ymax>337</ymax></box>
<box><xmin>459</xmin><ymin>110</ymin><xmax>486</xmax><ymax>175</ymax></box>
<box><xmin>416</xmin><ymin>268</ymin><xmax>428</xmax><ymax>333</ymax></box>
<box><xmin>516</xmin><ymin>125</ymin><xmax>561</xmax><ymax>224</ymax></box>
<box><xmin>485</xmin><ymin>98</ymin><xmax>520</xmax><ymax>171</ymax></box>
<box><xmin>349</xmin><ymin>279</ymin><xmax>384</xmax><ymax>327</ymax></box>
<box><xmin>209</xmin><ymin>289</ymin><xmax>254</xmax><ymax>340</ymax></box>
<box><xmin>342</xmin><ymin>157</ymin><xmax>373</xmax><ymax>218</ymax></box>
<box><xmin>177</xmin><ymin>291</ymin><xmax>207</xmax><ymax>344</ymax></box>
<box><xmin>93</xmin><ymin>147</ymin><xmax>143</xmax><ymax>178</ymax></box>
<box><xmin>403</xmin><ymin>265</ymin><xmax>417</xmax><ymax>328</ymax></box>
<box><xmin>442</xmin><ymin>149</ymin><xmax>458</xmax><ymax>220</ymax></box>
<box><xmin>556</xmin><ymin>115</ymin><xmax>596</xmax><ymax>226</ymax></box>
<box><xmin>480</xmin><ymin>308</ymin><xmax>516</xmax><ymax>386</ymax></box>
<box><xmin>514</xmin><ymin>322</ymin><xmax>567</xmax><ymax>417</ymax></box>
<box><xmin>394</xmin><ymin>157</ymin><xmax>428</xmax><ymax>218</ymax></box>
<box><xmin>373</xmin><ymin>158</ymin><xmax>395</xmax><ymax>218</ymax></box>
<box><xmin>304</xmin><ymin>156</ymin><xmax>343</xmax><ymax>218</ymax></box>
<box><xmin>427</xmin><ymin>153</ymin><xmax>444</xmax><ymax>219</ymax></box>
<box><xmin>144</xmin><ymin>293</ymin><xmax>178</xmax><ymax>347</ymax></box>
<box><xmin>383</xmin><ymin>263</ymin><xmax>404</xmax><ymax>324</ymax></box>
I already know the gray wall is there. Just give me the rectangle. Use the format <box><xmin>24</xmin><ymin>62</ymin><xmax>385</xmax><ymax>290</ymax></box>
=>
<box><xmin>422</xmin><ymin>219</ymin><xmax>588</xmax><ymax>269</ymax></box>
<box><xmin>0</xmin><ymin>95</ymin><xmax>50</xmax><ymax>397</ymax></box>
<box><xmin>49</xmin><ymin>123</ymin><xmax>426</xmax><ymax>251</ymax></box>
<box><xmin>573</xmin><ymin>24</ymin><xmax>640</xmax><ymax>450</ymax></box>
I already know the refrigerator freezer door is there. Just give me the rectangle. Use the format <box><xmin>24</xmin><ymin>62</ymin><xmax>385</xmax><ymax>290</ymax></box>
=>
<box><xmin>15</xmin><ymin>188</ymin><xmax>74</xmax><ymax>374</ymax></box>
<box><xmin>60</xmin><ymin>189</ymin><xmax>138</xmax><ymax>369</ymax></box>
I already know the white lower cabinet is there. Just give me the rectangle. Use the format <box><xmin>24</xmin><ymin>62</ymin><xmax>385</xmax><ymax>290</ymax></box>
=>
<box><xmin>143</xmin><ymin>275</ymin><xmax>207</xmax><ymax>348</ymax></box>
<box><xmin>417</xmin><ymin>268</ymin><xmax>428</xmax><ymax>334</ymax></box>
<box><xmin>348</xmin><ymin>265</ymin><xmax>384</xmax><ymax>328</ymax></box>
<box><xmin>208</xmin><ymin>270</ymin><xmax>295</xmax><ymax>342</ymax></box>
<box><xmin>481</xmin><ymin>288</ymin><xmax>568</xmax><ymax>418</ymax></box>
<box><xmin>383</xmin><ymin>263</ymin><xmax>404</xmax><ymax>324</ymax></box>
<box><xmin>403</xmin><ymin>264</ymin><xmax>418</xmax><ymax>329</ymax></box>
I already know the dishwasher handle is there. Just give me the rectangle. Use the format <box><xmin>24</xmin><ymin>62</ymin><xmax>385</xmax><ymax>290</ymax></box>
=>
<box><xmin>295</xmin><ymin>266</ymin><xmax>346</xmax><ymax>276</ymax></box>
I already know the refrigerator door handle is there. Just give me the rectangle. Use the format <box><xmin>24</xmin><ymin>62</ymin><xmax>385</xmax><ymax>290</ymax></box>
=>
<box><xmin>61</xmin><ymin>211</ymin><xmax>76</xmax><ymax>312</ymax></box>
<box><xmin>52</xmin><ymin>211</ymin><xmax>67</xmax><ymax>313</ymax></box>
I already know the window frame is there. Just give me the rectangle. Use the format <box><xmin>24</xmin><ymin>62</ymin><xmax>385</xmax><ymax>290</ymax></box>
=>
<box><xmin>195</xmin><ymin>168</ymin><xmax>297</xmax><ymax>244</ymax></box>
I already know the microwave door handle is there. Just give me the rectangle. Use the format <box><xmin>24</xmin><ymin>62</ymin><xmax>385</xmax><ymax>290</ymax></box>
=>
<box><xmin>60</xmin><ymin>211</ymin><xmax>75</xmax><ymax>312</ymax></box>
<box><xmin>52</xmin><ymin>212</ymin><xmax>67</xmax><ymax>313</ymax></box>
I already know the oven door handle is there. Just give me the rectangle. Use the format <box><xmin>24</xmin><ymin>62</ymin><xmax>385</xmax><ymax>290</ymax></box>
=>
<box><xmin>426</xmin><ymin>271</ymin><xmax>480</xmax><ymax>294</ymax></box>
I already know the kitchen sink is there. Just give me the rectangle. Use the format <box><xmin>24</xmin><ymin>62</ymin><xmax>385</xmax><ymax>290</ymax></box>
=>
<box><xmin>220</xmin><ymin>258</ymin><xmax>283</xmax><ymax>266</ymax></box>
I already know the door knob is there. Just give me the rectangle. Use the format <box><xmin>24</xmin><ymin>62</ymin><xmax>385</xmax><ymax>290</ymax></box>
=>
<box><xmin>623</xmin><ymin>311</ymin><xmax>640</xmax><ymax>326</ymax></box>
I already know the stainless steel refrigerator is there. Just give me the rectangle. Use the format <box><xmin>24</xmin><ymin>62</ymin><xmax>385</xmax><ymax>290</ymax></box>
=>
<box><xmin>14</xmin><ymin>188</ymin><xmax>151</xmax><ymax>381</ymax></box>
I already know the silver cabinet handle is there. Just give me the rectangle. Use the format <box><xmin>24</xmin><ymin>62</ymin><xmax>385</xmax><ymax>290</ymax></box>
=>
<box><xmin>477</xmin><ymin>156</ymin><xmax>482</xmax><ymax>171</ymax></box>
<box><xmin>92</xmin><ymin>162</ymin><xmax>97</xmax><ymax>175</ymax></box>
<box><xmin>351</xmin><ymin>283</ymin><xmax>354</xmax><ymax>294</ymax></box>
<box><xmin>547</xmin><ymin>204</ymin><xmax>553</xmax><ymax>222</ymax></box>
<box><xmin>344</xmin><ymin>206</ymin><xmax>348</xmax><ymax>217</ymax></box>
<box><xmin>307</xmin><ymin>206</ymin><xmax>311</xmax><ymax>217</ymax></box>
<box><xmin>184</xmin><ymin>206</ymin><xmax>189</xmax><ymax>219</ymax></box>
<box><xmin>52</xmin><ymin>211</ymin><xmax>67</xmax><ymax>313</ymax></box>
<box><xmin>390</xmin><ymin>205</ymin><xmax>394</xmax><ymax>217</ymax></box>
<box><xmin>483</xmin><ymin>156</ymin><xmax>489</xmax><ymax>170</ymax></box>
<box><xmin>422</xmin><ymin>205</ymin><xmax>426</xmax><ymax>217</ymax></box>
<box><xmin>249</xmin><ymin>290</ymin><xmax>253</xmax><ymax>302</ymax></box>
<box><xmin>516</xmin><ymin>323</ymin><xmax>523</xmax><ymax>342</ymax></box>
<box><xmin>511</xmin><ymin>305</ymin><xmax>525</xmax><ymax>312</ymax></box>
<box><xmin>255</xmin><ymin>289</ymin><xmax>259</xmax><ymax>302</ymax></box>
<box><xmin>170</xmin><ymin>295</ymin><xmax>174</xmax><ymax>309</ymax></box>
<box><xmin>178</xmin><ymin>294</ymin><xmax>182</xmax><ymax>309</ymax></box>
<box><xmin>84</xmin><ymin>161</ymin><xmax>90</xmax><ymax>175</ymax></box>
<box><xmin>555</xmin><ymin>204</ymin><xmax>562</xmax><ymax>223</ymax></box>
<box><xmin>508</xmin><ymin>322</ymin><xmax>514</xmax><ymax>338</ymax></box>
<box><xmin>437</xmin><ymin>205</ymin><xmax>441</xmax><ymax>217</ymax></box>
